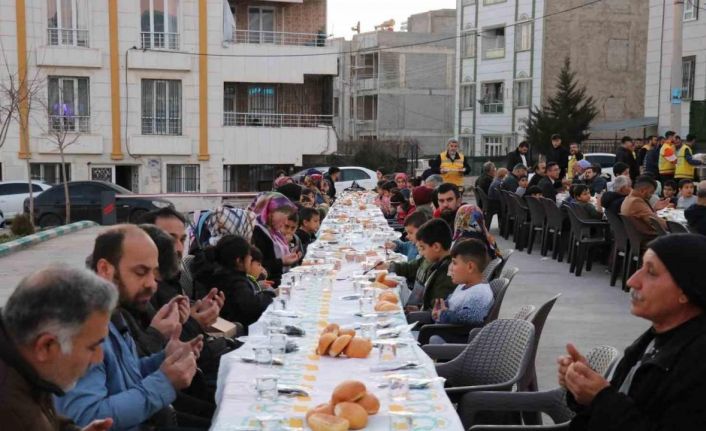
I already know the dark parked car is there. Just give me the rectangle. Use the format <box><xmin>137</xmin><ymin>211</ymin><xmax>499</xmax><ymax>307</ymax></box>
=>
<box><xmin>26</xmin><ymin>181</ymin><xmax>173</xmax><ymax>228</ymax></box>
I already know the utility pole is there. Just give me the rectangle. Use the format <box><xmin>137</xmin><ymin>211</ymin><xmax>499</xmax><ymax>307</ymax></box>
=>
<box><xmin>669</xmin><ymin>0</ymin><xmax>684</xmax><ymax>134</ymax></box>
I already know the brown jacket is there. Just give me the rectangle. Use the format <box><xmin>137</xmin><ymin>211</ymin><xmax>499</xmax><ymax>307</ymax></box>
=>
<box><xmin>0</xmin><ymin>318</ymin><xmax>80</xmax><ymax>431</ymax></box>
<box><xmin>620</xmin><ymin>192</ymin><xmax>666</xmax><ymax>237</ymax></box>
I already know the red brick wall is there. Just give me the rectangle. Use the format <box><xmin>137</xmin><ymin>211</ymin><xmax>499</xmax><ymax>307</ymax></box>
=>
<box><xmin>230</xmin><ymin>0</ymin><xmax>326</xmax><ymax>34</ymax></box>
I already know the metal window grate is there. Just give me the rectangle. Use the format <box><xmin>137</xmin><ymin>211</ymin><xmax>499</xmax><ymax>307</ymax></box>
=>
<box><xmin>167</xmin><ymin>164</ymin><xmax>199</xmax><ymax>193</ymax></box>
<box><xmin>48</xmin><ymin>28</ymin><xmax>89</xmax><ymax>47</ymax></box>
<box><xmin>140</xmin><ymin>32</ymin><xmax>180</xmax><ymax>50</ymax></box>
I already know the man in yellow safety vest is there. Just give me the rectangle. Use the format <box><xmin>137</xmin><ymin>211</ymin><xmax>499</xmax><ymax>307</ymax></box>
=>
<box><xmin>659</xmin><ymin>131</ymin><xmax>677</xmax><ymax>182</ymax></box>
<box><xmin>435</xmin><ymin>138</ymin><xmax>470</xmax><ymax>189</ymax></box>
<box><xmin>675</xmin><ymin>134</ymin><xmax>703</xmax><ymax>181</ymax></box>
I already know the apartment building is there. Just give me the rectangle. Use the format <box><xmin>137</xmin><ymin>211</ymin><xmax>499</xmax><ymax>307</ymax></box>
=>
<box><xmin>333</xmin><ymin>9</ymin><xmax>456</xmax><ymax>156</ymax></box>
<box><xmin>645</xmin><ymin>0</ymin><xmax>706</xmax><ymax>136</ymax></box>
<box><xmin>0</xmin><ymin>0</ymin><xmax>337</xmax><ymax>193</ymax></box>
<box><xmin>455</xmin><ymin>0</ymin><xmax>648</xmax><ymax>158</ymax></box>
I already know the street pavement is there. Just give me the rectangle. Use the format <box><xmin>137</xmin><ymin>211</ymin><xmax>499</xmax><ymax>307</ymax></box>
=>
<box><xmin>0</xmin><ymin>220</ymin><xmax>646</xmax><ymax>391</ymax></box>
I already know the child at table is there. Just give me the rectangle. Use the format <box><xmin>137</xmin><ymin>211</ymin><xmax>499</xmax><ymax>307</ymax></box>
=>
<box><xmin>685</xmin><ymin>182</ymin><xmax>706</xmax><ymax>235</ymax></box>
<box><xmin>249</xmin><ymin>245</ymin><xmax>274</xmax><ymax>290</ymax></box>
<box><xmin>662</xmin><ymin>180</ymin><xmax>678</xmax><ymax>207</ymax></box>
<box><xmin>296</xmin><ymin>207</ymin><xmax>321</xmax><ymax>257</ymax></box>
<box><xmin>572</xmin><ymin>184</ymin><xmax>603</xmax><ymax>220</ymax></box>
<box><xmin>385</xmin><ymin>211</ymin><xmax>429</xmax><ymax>261</ymax></box>
<box><xmin>429</xmin><ymin>238</ymin><xmax>494</xmax><ymax>344</ymax></box>
<box><xmin>677</xmin><ymin>179</ymin><xmax>697</xmax><ymax>209</ymax></box>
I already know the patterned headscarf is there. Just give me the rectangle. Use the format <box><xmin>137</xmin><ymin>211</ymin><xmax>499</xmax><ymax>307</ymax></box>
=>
<box><xmin>453</xmin><ymin>204</ymin><xmax>498</xmax><ymax>256</ymax></box>
<box><xmin>205</xmin><ymin>207</ymin><xmax>257</xmax><ymax>244</ymax></box>
<box><xmin>395</xmin><ymin>173</ymin><xmax>409</xmax><ymax>189</ymax></box>
<box><xmin>274</xmin><ymin>176</ymin><xmax>294</xmax><ymax>189</ymax></box>
<box><xmin>248</xmin><ymin>192</ymin><xmax>297</xmax><ymax>258</ymax></box>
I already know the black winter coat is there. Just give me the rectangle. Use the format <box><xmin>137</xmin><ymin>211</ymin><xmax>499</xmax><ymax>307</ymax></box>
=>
<box><xmin>616</xmin><ymin>147</ymin><xmax>640</xmax><ymax>180</ymax></box>
<box><xmin>546</xmin><ymin>146</ymin><xmax>570</xmax><ymax>178</ymax></box>
<box><xmin>252</xmin><ymin>225</ymin><xmax>285</xmax><ymax>286</ymax></box>
<box><xmin>569</xmin><ymin>314</ymin><xmax>706</xmax><ymax>431</ymax></box>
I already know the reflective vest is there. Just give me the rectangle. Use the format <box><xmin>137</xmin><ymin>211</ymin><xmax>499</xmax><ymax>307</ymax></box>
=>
<box><xmin>568</xmin><ymin>156</ymin><xmax>578</xmax><ymax>179</ymax></box>
<box><xmin>440</xmin><ymin>152</ymin><xmax>465</xmax><ymax>186</ymax></box>
<box><xmin>659</xmin><ymin>142</ymin><xmax>676</xmax><ymax>175</ymax></box>
<box><xmin>675</xmin><ymin>145</ymin><xmax>696</xmax><ymax>179</ymax></box>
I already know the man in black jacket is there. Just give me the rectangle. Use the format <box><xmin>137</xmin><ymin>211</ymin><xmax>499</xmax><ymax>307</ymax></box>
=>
<box><xmin>501</xmin><ymin>164</ymin><xmax>528</xmax><ymax>193</ymax></box>
<box><xmin>324</xmin><ymin>167</ymin><xmax>341</xmax><ymax>200</ymax></box>
<box><xmin>545</xmin><ymin>134</ymin><xmax>570</xmax><ymax>178</ymax></box>
<box><xmin>505</xmin><ymin>141</ymin><xmax>530</xmax><ymax>170</ymax></box>
<box><xmin>476</xmin><ymin>162</ymin><xmax>496</xmax><ymax>195</ymax></box>
<box><xmin>559</xmin><ymin>234</ymin><xmax>706</xmax><ymax>430</ymax></box>
<box><xmin>538</xmin><ymin>162</ymin><xmax>561</xmax><ymax>202</ymax></box>
<box><xmin>615</xmin><ymin>136</ymin><xmax>640</xmax><ymax>181</ymax></box>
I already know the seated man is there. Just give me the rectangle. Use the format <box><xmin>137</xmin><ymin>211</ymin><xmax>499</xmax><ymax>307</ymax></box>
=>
<box><xmin>501</xmin><ymin>164</ymin><xmax>528</xmax><ymax>193</ymax></box>
<box><xmin>538</xmin><ymin>162</ymin><xmax>562</xmax><ymax>202</ymax></box>
<box><xmin>684</xmin><ymin>182</ymin><xmax>706</xmax><ymax>235</ymax></box>
<box><xmin>559</xmin><ymin>234</ymin><xmax>706</xmax><ymax>430</ymax></box>
<box><xmin>488</xmin><ymin>168</ymin><xmax>508</xmax><ymax>201</ymax></box>
<box><xmin>429</xmin><ymin>239</ymin><xmax>494</xmax><ymax>344</ymax></box>
<box><xmin>600</xmin><ymin>175</ymin><xmax>632</xmax><ymax>216</ymax></box>
<box><xmin>607</xmin><ymin>162</ymin><xmax>630</xmax><ymax>192</ymax></box>
<box><xmin>0</xmin><ymin>267</ymin><xmax>117</xmax><ymax>431</ymax></box>
<box><xmin>56</xmin><ymin>225</ymin><xmax>201</xmax><ymax>431</ymax></box>
<box><xmin>583</xmin><ymin>165</ymin><xmax>608</xmax><ymax>196</ymax></box>
<box><xmin>620</xmin><ymin>175</ymin><xmax>668</xmax><ymax>237</ymax></box>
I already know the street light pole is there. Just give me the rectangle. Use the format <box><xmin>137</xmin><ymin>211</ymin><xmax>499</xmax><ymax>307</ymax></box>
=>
<box><xmin>669</xmin><ymin>0</ymin><xmax>684</xmax><ymax>134</ymax></box>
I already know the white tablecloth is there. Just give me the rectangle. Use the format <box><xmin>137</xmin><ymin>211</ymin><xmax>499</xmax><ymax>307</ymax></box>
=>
<box><xmin>210</xmin><ymin>198</ymin><xmax>464</xmax><ymax>431</ymax></box>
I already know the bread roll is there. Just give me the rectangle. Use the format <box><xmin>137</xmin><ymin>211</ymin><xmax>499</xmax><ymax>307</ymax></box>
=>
<box><xmin>331</xmin><ymin>380</ymin><xmax>367</xmax><ymax>404</ymax></box>
<box><xmin>375</xmin><ymin>272</ymin><xmax>387</xmax><ymax>283</ymax></box>
<box><xmin>382</xmin><ymin>278</ymin><xmax>399</xmax><ymax>288</ymax></box>
<box><xmin>356</xmin><ymin>392</ymin><xmax>380</xmax><ymax>415</ymax></box>
<box><xmin>339</xmin><ymin>328</ymin><xmax>356</xmax><ymax>337</ymax></box>
<box><xmin>378</xmin><ymin>291</ymin><xmax>398</xmax><ymax>304</ymax></box>
<box><xmin>374</xmin><ymin>301</ymin><xmax>400</xmax><ymax>312</ymax></box>
<box><xmin>328</xmin><ymin>335</ymin><xmax>352</xmax><ymax>357</ymax></box>
<box><xmin>334</xmin><ymin>402</ymin><xmax>368</xmax><ymax>430</ymax></box>
<box><xmin>317</xmin><ymin>333</ymin><xmax>337</xmax><ymax>356</ymax></box>
<box><xmin>323</xmin><ymin>323</ymin><xmax>340</xmax><ymax>336</ymax></box>
<box><xmin>344</xmin><ymin>337</ymin><xmax>373</xmax><ymax>359</ymax></box>
<box><xmin>306</xmin><ymin>403</ymin><xmax>335</xmax><ymax>421</ymax></box>
<box><xmin>307</xmin><ymin>413</ymin><xmax>350</xmax><ymax>431</ymax></box>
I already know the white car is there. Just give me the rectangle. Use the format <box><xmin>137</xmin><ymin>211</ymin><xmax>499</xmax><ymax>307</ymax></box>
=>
<box><xmin>292</xmin><ymin>166</ymin><xmax>379</xmax><ymax>195</ymax></box>
<box><xmin>0</xmin><ymin>180</ymin><xmax>52</xmax><ymax>219</ymax></box>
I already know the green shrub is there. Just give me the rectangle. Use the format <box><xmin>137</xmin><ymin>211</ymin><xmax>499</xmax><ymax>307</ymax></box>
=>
<box><xmin>11</xmin><ymin>213</ymin><xmax>35</xmax><ymax>237</ymax></box>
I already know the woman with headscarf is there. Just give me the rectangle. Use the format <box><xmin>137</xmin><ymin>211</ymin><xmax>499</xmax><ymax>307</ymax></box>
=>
<box><xmin>274</xmin><ymin>175</ymin><xmax>294</xmax><ymax>189</ymax></box>
<box><xmin>249</xmin><ymin>192</ymin><xmax>300</xmax><ymax>286</ymax></box>
<box><xmin>395</xmin><ymin>173</ymin><xmax>411</xmax><ymax>199</ymax></box>
<box><xmin>452</xmin><ymin>204</ymin><xmax>498</xmax><ymax>258</ymax></box>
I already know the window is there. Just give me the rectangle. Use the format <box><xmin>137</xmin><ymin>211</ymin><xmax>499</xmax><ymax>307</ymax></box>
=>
<box><xmin>684</xmin><ymin>0</ymin><xmax>698</xmax><ymax>20</ymax></box>
<box><xmin>30</xmin><ymin>163</ymin><xmax>71</xmax><ymax>185</ymax></box>
<box><xmin>514</xmin><ymin>80</ymin><xmax>531</xmax><ymax>108</ymax></box>
<box><xmin>141</xmin><ymin>79</ymin><xmax>182</xmax><ymax>135</ymax></box>
<box><xmin>481</xmin><ymin>82</ymin><xmax>504</xmax><ymax>113</ymax></box>
<box><xmin>357</xmin><ymin>53</ymin><xmax>378</xmax><ymax>79</ymax></box>
<box><xmin>462</xmin><ymin>32</ymin><xmax>476</xmax><ymax>58</ymax></box>
<box><xmin>482</xmin><ymin>27</ymin><xmax>505</xmax><ymax>60</ymax></box>
<box><xmin>341</xmin><ymin>169</ymin><xmax>370</xmax><ymax>182</ymax></box>
<box><xmin>48</xmin><ymin>76</ymin><xmax>90</xmax><ymax>133</ymax></box>
<box><xmin>0</xmin><ymin>184</ymin><xmax>28</xmax><ymax>195</ymax></box>
<box><xmin>224</xmin><ymin>165</ymin><xmax>282</xmax><ymax>192</ymax></box>
<box><xmin>140</xmin><ymin>0</ymin><xmax>180</xmax><ymax>50</ymax></box>
<box><xmin>682</xmin><ymin>56</ymin><xmax>696</xmax><ymax>100</ymax></box>
<box><xmin>461</xmin><ymin>84</ymin><xmax>475</xmax><ymax>110</ymax></box>
<box><xmin>515</xmin><ymin>22</ymin><xmax>532</xmax><ymax>52</ymax></box>
<box><xmin>167</xmin><ymin>164</ymin><xmax>199</xmax><ymax>193</ymax></box>
<box><xmin>483</xmin><ymin>135</ymin><xmax>504</xmax><ymax>156</ymax></box>
<box><xmin>248</xmin><ymin>85</ymin><xmax>276</xmax><ymax>113</ymax></box>
<box><xmin>248</xmin><ymin>7</ymin><xmax>275</xmax><ymax>43</ymax></box>
<box><xmin>483</xmin><ymin>0</ymin><xmax>506</xmax><ymax>5</ymax></box>
<box><xmin>47</xmin><ymin>0</ymin><xmax>88</xmax><ymax>47</ymax></box>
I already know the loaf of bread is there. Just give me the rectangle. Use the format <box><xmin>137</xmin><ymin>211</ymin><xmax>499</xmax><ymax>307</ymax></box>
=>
<box><xmin>307</xmin><ymin>413</ymin><xmax>350</xmax><ymax>431</ymax></box>
<box><xmin>374</xmin><ymin>300</ymin><xmax>400</xmax><ymax>312</ymax></box>
<box><xmin>317</xmin><ymin>333</ymin><xmax>337</xmax><ymax>355</ymax></box>
<box><xmin>378</xmin><ymin>291</ymin><xmax>398</xmax><ymax>304</ymax></box>
<box><xmin>343</xmin><ymin>337</ymin><xmax>373</xmax><ymax>359</ymax></box>
<box><xmin>328</xmin><ymin>335</ymin><xmax>353</xmax><ymax>357</ymax></box>
<box><xmin>334</xmin><ymin>402</ymin><xmax>368</xmax><ymax>430</ymax></box>
<box><xmin>331</xmin><ymin>380</ymin><xmax>367</xmax><ymax>404</ymax></box>
<box><xmin>356</xmin><ymin>393</ymin><xmax>380</xmax><ymax>415</ymax></box>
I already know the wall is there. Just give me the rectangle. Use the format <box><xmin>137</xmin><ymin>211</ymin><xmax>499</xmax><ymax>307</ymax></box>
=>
<box><xmin>231</xmin><ymin>0</ymin><xmax>326</xmax><ymax>34</ymax></box>
<box><xmin>407</xmin><ymin>9</ymin><xmax>457</xmax><ymax>34</ymax></box>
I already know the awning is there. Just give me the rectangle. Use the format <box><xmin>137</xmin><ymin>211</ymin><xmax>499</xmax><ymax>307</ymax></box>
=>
<box><xmin>588</xmin><ymin>117</ymin><xmax>658</xmax><ymax>132</ymax></box>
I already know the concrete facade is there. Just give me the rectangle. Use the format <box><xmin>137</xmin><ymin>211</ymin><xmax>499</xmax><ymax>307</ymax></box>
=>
<box><xmin>644</xmin><ymin>0</ymin><xmax>706</xmax><ymax>136</ymax></box>
<box><xmin>333</xmin><ymin>9</ymin><xmax>456</xmax><ymax>157</ymax></box>
<box><xmin>454</xmin><ymin>0</ymin><xmax>648</xmax><ymax>158</ymax></box>
<box><xmin>0</xmin><ymin>0</ymin><xmax>337</xmax><ymax>193</ymax></box>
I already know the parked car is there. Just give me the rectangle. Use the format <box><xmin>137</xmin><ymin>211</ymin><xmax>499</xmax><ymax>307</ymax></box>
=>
<box><xmin>0</xmin><ymin>180</ymin><xmax>52</xmax><ymax>219</ymax></box>
<box><xmin>292</xmin><ymin>166</ymin><xmax>378</xmax><ymax>194</ymax></box>
<box><xmin>27</xmin><ymin>181</ymin><xmax>173</xmax><ymax>228</ymax></box>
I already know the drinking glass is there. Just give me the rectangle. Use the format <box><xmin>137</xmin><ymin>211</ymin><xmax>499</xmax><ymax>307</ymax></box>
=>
<box><xmin>378</xmin><ymin>343</ymin><xmax>397</xmax><ymax>363</ymax></box>
<box><xmin>388</xmin><ymin>375</ymin><xmax>409</xmax><ymax>402</ymax></box>
<box><xmin>360</xmin><ymin>322</ymin><xmax>376</xmax><ymax>340</ymax></box>
<box><xmin>254</xmin><ymin>375</ymin><xmax>278</xmax><ymax>400</ymax></box>
<box><xmin>269</xmin><ymin>332</ymin><xmax>287</xmax><ymax>363</ymax></box>
<box><xmin>253</xmin><ymin>346</ymin><xmax>273</xmax><ymax>367</ymax></box>
<box><xmin>359</xmin><ymin>296</ymin><xmax>374</xmax><ymax>314</ymax></box>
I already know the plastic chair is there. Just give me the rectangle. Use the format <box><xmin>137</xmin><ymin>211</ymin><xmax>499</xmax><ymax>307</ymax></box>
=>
<box><xmin>507</xmin><ymin>193</ymin><xmax>530</xmax><ymax>250</ymax></box>
<box><xmin>604</xmin><ymin>210</ymin><xmax>630</xmax><ymax>290</ymax></box>
<box><xmin>540</xmin><ymin>198</ymin><xmax>567</xmax><ymax>261</ymax></box>
<box><xmin>518</xmin><ymin>294</ymin><xmax>561</xmax><ymax>393</ymax></box>
<box><xmin>474</xmin><ymin>186</ymin><xmax>484</xmax><ymax>210</ymax></box>
<box><xmin>565</xmin><ymin>206</ymin><xmax>609</xmax><ymax>276</ymax></box>
<box><xmin>524</xmin><ymin>197</ymin><xmax>547</xmax><ymax>255</ymax></box>
<box><xmin>499</xmin><ymin>191</ymin><xmax>512</xmax><ymax>239</ymax></box>
<box><xmin>417</xmin><ymin>278</ymin><xmax>511</xmax><ymax>345</ymax></box>
<box><xmin>499</xmin><ymin>266</ymin><xmax>519</xmax><ymax>285</ymax></box>
<box><xmin>620</xmin><ymin>215</ymin><xmax>654</xmax><ymax>283</ymax></box>
<box><xmin>483</xmin><ymin>257</ymin><xmax>503</xmax><ymax>282</ymax></box>
<box><xmin>649</xmin><ymin>216</ymin><xmax>669</xmax><ymax>236</ymax></box>
<box><xmin>667</xmin><ymin>220</ymin><xmax>690</xmax><ymax>233</ymax></box>
<box><xmin>435</xmin><ymin>319</ymin><xmax>535</xmax><ymax>408</ymax></box>
<box><xmin>478</xmin><ymin>186</ymin><xmax>501</xmax><ymax>230</ymax></box>
<box><xmin>463</xmin><ymin>345</ymin><xmax>620</xmax><ymax>430</ymax></box>
<box><xmin>422</xmin><ymin>304</ymin><xmax>536</xmax><ymax>363</ymax></box>
<box><xmin>491</xmin><ymin>248</ymin><xmax>514</xmax><ymax>281</ymax></box>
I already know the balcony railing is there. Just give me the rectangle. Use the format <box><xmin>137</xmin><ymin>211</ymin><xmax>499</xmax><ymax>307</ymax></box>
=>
<box><xmin>141</xmin><ymin>117</ymin><xmax>182</xmax><ymax>135</ymax></box>
<box><xmin>482</xmin><ymin>102</ymin><xmax>504</xmax><ymax>114</ymax></box>
<box><xmin>223</xmin><ymin>112</ymin><xmax>333</xmax><ymax>128</ymax></box>
<box><xmin>49</xmin><ymin>115</ymin><xmax>90</xmax><ymax>133</ymax></box>
<box><xmin>141</xmin><ymin>32</ymin><xmax>180</xmax><ymax>50</ymax></box>
<box><xmin>232</xmin><ymin>30</ymin><xmax>327</xmax><ymax>47</ymax></box>
<box><xmin>48</xmin><ymin>28</ymin><xmax>89</xmax><ymax>47</ymax></box>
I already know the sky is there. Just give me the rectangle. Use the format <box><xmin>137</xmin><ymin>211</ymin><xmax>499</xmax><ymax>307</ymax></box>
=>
<box><xmin>327</xmin><ymin>0</ymin><xmax>457</xmax><ymax>39</ymax></box>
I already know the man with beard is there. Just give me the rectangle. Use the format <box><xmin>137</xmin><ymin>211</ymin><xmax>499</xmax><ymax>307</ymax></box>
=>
<box><xmin>434</xmin><ymin>182</ymin><xmax>464</xmax><ymax>226</ymax></box>
<box><xmin>0</xmin><ymin>267</ymin><xmax>118</xmax><ymax>431</ymax></box>
<box><xmin>559</xmin><ymin>234</ymin><xmax>706</xmax><ymax>430</ymax></box>
<box><xmin>56</xmin><ymin>225</ymin><xmax>202</xmax><ymax>431</ymax></box>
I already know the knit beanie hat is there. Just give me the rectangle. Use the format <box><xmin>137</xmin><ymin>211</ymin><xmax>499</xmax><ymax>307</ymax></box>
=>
<box><xmin>648</xmin><ymin>234</ymin><xmax>706</xmax><ymax>310</ymax></box>
<box><xmin>412</xmin><ymin>186</ymin><xmax>433</xmax><ymax>206</ymax></box>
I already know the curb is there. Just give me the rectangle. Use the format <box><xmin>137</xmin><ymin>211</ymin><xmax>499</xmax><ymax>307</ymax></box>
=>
<box><xmin>0</xmin><ymin>221</ymin><xmax>99</xmax><ymax>258</ymax></box>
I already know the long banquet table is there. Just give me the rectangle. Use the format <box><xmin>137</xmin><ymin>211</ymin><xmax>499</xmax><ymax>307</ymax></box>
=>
<box><xmin>210</xmin><ymin>192</ymin><xmax>464</xmax><ymax>430</ymax></box>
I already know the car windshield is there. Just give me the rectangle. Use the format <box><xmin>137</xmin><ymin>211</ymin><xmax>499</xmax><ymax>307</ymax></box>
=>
<box><xmin>585</xmin><ymin>155</ymin><xmax>615</xmax><ymax>168</ymax></box>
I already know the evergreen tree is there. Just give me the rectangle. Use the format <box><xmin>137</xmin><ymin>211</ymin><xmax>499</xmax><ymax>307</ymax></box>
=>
<box><xmin>523</xmin><ymin>57</ymin><xmax>598</xmax><ymax>157</ymax></box>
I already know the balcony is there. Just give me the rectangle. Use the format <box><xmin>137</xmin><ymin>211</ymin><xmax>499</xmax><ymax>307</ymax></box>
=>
<box><xmin>47</xmin><ymin>28</ymin><xmax>89</xmax><ymax>47</ymax></box>
<box><xmin>140</xmin><ymin>32</ymin><xmax>180</xmax><ymax>50</ymax></box>
<box><xmin>232</xmin><ymin>30</ymin><xmax>327</xmax><ymax>47</ymax></box>
<box><xmin>49</xmin><ymin>115</ymin><xmax>91</xmax><ymax>134</ymax></box>
<box><xmin>224</xmin><ymin>112</ymin><xmax>333</xmax><ymax>128</ymax></box>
